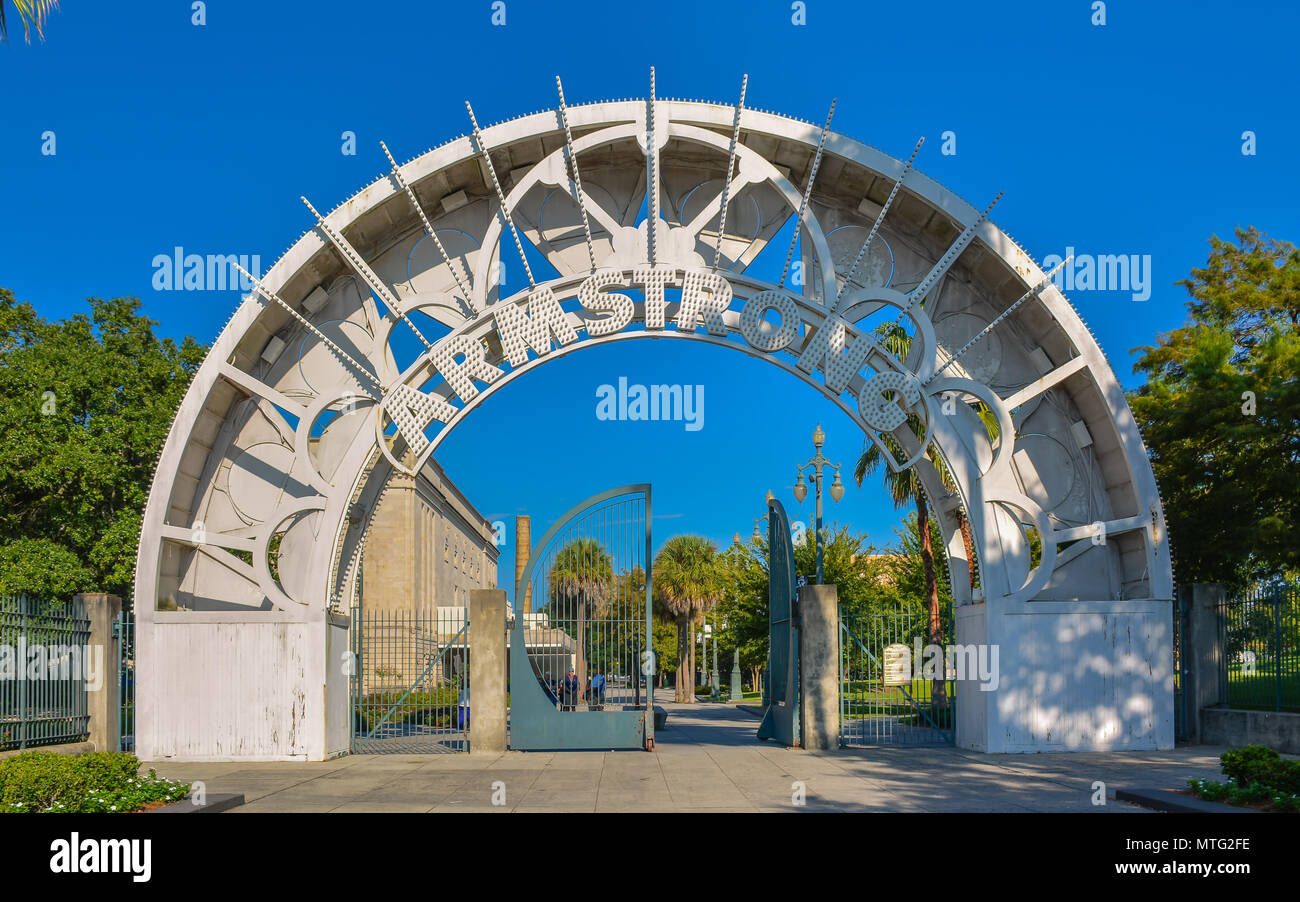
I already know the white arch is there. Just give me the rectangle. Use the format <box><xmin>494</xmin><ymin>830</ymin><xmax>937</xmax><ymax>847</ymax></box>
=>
<box><xmin>135</xmin><ymin>95</ymin><xmax>1174</xmax><ymax>759</ymax></box>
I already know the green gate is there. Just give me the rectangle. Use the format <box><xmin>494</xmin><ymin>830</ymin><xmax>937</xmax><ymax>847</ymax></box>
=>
<box><xmin>509</xmin><ymin>485</ymin><xmax>653</xmax><ymax>751</ymax></box>
<box><xmin>114</xmin><ymin>609</ymin><xmax>135</xmax><ymax>752</ymax></box>
<box><xmin>840</xmin><ymin>608</ymin><xmax>955</xmax><ymax>746</ymax></box>
<box><xmin>757</xmin><ymin>498</ymin><xmax>798</xmax><ymax>746</ymax></box>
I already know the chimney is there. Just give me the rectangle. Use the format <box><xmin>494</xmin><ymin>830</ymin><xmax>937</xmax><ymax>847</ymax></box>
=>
<box><xmin>514</xmin><ymin>514</ymin><xmax>533</xmax><ymax>614</ymax></box>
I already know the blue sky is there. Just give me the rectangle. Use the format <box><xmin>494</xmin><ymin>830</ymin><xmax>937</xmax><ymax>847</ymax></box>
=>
<box><xmin>3</xmin><ymin>1</ymin><xmax>1297</xmax><ymax>596</ymax></box>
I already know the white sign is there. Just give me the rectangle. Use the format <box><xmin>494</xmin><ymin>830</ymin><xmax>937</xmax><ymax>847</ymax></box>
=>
<box><xmin>882</xmin><ymin>643</ymin><xmax>911</xmax><ymax>686</ymax></box>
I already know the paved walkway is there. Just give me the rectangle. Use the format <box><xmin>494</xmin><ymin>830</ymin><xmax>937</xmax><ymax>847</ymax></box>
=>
<box><xmin>146</xmin><ymin>701</ymin><xmax>1231</xmax><ymax>813</ymax></box>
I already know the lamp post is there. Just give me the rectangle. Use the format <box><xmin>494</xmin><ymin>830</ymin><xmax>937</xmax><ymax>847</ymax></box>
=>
<box><xmin>711</xmin><ymin>612</ymin><xmax>720</xmax><ymax>695</ymax></box>
<box><xmin>792</xmin><ymin>423</ymin><xmax>844</xmax><ymax>585</ymax></box>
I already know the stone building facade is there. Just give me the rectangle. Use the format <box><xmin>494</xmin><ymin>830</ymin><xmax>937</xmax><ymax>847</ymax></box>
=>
<box><xmin>360</xmin><ymin>458</ymin><xmax>499</xmax><ymax>615</ymax></box>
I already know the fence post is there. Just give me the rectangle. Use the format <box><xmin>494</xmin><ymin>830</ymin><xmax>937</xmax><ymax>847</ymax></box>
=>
<box><xmin>1275</xmin><ymin>590</ymin><xmax>1284</xmax><ymax>713</ymax></box>
<box><xmin>469</xmin><ymin>589</ymin><xmax>507</xmax><ymax>754</ymax></box>
<box><xmin>798</xmin><ymin>584</ymin><xmax>840</xmax><ymax>751</ymax></box>
<box><xmin>75</xmin><ymin>593</ymin><xmax>121</xmax><ymax>754</ymax></box>
<box><xmin>1185</xmin><ymin>584</ymin><xmax>1225</xmax><ymax>743</ymax></box>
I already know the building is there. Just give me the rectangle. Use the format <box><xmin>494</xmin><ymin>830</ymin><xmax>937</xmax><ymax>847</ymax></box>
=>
<box><xmin>359</xmin><ymin>456</ymin><xmax>499</xmax><ymax>617</ymax></box>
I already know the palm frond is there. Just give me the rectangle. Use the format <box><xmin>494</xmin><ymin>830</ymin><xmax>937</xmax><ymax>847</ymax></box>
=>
<box><xmin>2</xmin><ymin>1</ymin><xmax>60</xmax><ymax>43</ymax></box>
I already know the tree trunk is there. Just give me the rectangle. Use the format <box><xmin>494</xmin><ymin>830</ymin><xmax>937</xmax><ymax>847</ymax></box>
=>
<box><xmin>917</xmin><ymin>493</ymin><xmax>948</xmax><ymax>710</ymax></box>
<box><xmin>957</xmin><ymin>510</ymin><xmax>977</xmax><ymax>590</ymax></box>
<box><xmin>675</xmin><ymin>613</ymin><xmax>691</xmax><ymax>703</ymax></box>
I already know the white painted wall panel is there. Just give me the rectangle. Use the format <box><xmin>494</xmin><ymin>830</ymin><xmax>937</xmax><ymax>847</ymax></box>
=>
<box><xmin>137</xmin><ymin>618</ymin><xmax>324</xmax><ymax>761</ymax></box>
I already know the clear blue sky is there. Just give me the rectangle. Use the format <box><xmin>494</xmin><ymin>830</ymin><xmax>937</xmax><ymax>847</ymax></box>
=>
<box><xmin>3</xmin><ymin>1</ymin><xmax>1297</xmax><ymax>595</ymax></box>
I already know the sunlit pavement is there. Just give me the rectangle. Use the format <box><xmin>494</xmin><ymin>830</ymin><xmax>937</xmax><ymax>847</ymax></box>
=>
<box><xmin>145</xmin><ymin>700</ymin><xmax>1230</xmax><ymax>813</ymax></box>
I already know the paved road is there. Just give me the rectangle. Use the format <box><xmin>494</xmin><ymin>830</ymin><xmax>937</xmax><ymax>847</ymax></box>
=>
<box><xmin>146</xmin><ymin>700</ymin><xmax>1230</xmax><ymax>813</ymax></box>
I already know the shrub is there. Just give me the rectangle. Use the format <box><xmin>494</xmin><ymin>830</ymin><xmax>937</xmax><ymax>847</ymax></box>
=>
<box><xmin>0</xmin><ymin>751</ymin><xmax>191</xmax><ymax>814</ymax></box>
<box><xmin>1220</xmin><ymin>745</ymin><xmax>1300</xmax><ymax>795</ymax></box>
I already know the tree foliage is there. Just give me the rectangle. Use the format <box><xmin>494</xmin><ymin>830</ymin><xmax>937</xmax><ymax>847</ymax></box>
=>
<box><xmin>0</xmin><ymin>289</ymin><xmax>204</xmax><ymax>600</ymax></box>
<box><xmin>1129</xmin><ymin>228</ymin><xmax>1300</xmax><ymax>587</ymax></box>
<box><xmin>652</xmin><ymin>534</ymin><xmax>725</xmax><ymax>702</ymax></box>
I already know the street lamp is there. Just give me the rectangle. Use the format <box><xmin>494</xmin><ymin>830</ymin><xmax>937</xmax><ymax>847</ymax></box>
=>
<box><xmin>792</xmin><ymin>423</ymin><xmax>843</xmax><ymax>585</ymax></box>
<box><xmin>710</xmin><ymin>612</ymin><xmax>720</xmax><ymax>695</ymax></box>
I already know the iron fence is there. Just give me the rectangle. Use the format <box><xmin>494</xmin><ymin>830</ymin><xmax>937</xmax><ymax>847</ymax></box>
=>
<box><xmin>350</xmin><ymin>606</ymin><xmax>470</xmax><ymax>753</ymax></box>
<box><xmin>0</xmin><ymin>595</ymin><xmax>92</xmax><ymax>752</ymax></box>
<box><xmin>115</xmin><ymin>610</ymin><xmax>135</xmax><ymax>752</ymax></box>
<box><xmin>1172</xmin><ymin>587</ymin><xmax>1188</xmax><ymax>741</ymax></box>
<box><xmin>1217</xmin><ymin>584</ymin><xmax>1299</xmax><ymax>713</ymax></box>
<box><xmin>840</xmin><ymin>608</ymin><xmax>955</xmax><ymax>747</ymax></box>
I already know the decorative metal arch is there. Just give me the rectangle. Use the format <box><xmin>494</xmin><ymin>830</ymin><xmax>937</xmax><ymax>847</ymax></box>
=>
<box><xmin>134</xmin><ymin>73</ymin><xmax>1174</xmax><ymax>758</ymax></box>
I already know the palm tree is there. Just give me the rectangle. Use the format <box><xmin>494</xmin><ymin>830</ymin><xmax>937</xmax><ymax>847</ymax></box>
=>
<box><xmin>653</xmin><ymin>535</ymin><xmax>725</xmax><ymax>703</ymax></box>
<box><xmin>0</xmin><ymin>2</ymin><xmax>59</xmax><ymax>43</ymax></box>
<box><xmin>855</xmin><ymin>316</ymin><xmax>955</xmax><ymax>709</ymax></box>
<box><xmin>548</xmin><ymin>537</ymin><xmax>613</xmax><ymax>707</ymax></box>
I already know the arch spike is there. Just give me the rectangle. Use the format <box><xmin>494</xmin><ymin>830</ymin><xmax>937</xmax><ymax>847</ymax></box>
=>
<box><xmin>645</xmin><ymin>67</ymin><xmax>661</xmax><ymax>266</ymax></box>
<box><xmin>832</xmin><ymin>136</ymin><xmax>924</xmax><ymax>312</ymax></box>
<box><xmin>555</xmin><ymin>76</ymin><xmax>598</xmax><ymax>273</ymax></box>
<box><xmin>897</xmin><ymin>191</ymin><xmax>1003</xmax><ymax>324</ymax></box>
<box><xmin>301</xmin><ymin>195</ymin><xmax>434</xmax><ymax>350</ymax></box>
<box><xmin>779</xmin><ymin>98</ymin><xmax>836</xmax><ymax>290</ymax></box>
<box><xmin>232</xmin><ymin>261</ymin><xmax>385</xmax><ymax>393</ymax></box>
<box><xmin>466</xmin><ymin>100</ymin><xmax>536</xmax><ymax>289</ymax></box>
<box><xmin>926</xmin><ymin>255</ymin><xmax>1072</xmax><ymax>385</ymax></box>
<box><xmin>380</xmin><ymin>140</ymin><xmax>475</xmax><ymax>310</ymax></box>
<box><xmin>712</xmin><ymin>73</ymin><xmax>749</xmax><ymax>271</ymax></box>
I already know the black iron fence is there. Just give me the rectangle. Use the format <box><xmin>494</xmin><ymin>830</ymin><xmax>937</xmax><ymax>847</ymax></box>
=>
<box><xmin>0</xmin><ymin>595</ymin><xmax>92</xmax><ymax>751</ymax></box>
<box><xmin>115</xmin><ymin>610</ymin><xmax>135</xmax><ymax>752</ymax></box>
<box><xmin>1217</xmin><ymin>585</ymin><xmax>1299</xmax><ymax>713</ymax></box>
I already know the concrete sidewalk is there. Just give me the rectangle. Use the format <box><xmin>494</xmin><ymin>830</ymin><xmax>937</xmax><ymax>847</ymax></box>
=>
<box><xmin>146</xmin><ymin>701</ymin><xmax>1230</xmax><ymax>813</ymax></box>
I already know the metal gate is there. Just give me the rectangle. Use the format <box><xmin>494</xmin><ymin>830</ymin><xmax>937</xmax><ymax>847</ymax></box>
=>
<box><xmin>0</xmin><ymin>596</ymin><xmax>91</xmax><ymax>751</ymax></box>
<box><xmin>840</xmin><ymin>608</ymin><xmax>955</xmax><ymax>746</ymax></box>
<box><xmin>114</xmin><ymin>609</ymin><xmax>135</xmax><ymax>752</ymax></box>
<box><xmin>509</xmin><ymin>485</ymin><xmax>652</xmax><ymax>751</ymax></box>
<box><xmin>350</xmin><ymin>606</ymin><xmax>470</xmax><ymax>754</ymax></box>
<box><xmin>757</xmin><ymin>498</ymin><xmax>798</xmax><ymax>746</ymax></box>
<box><xmin>1172</xmin><ymin>586</ymin><xmax>1188</xmax><ymax>741</ymax></box>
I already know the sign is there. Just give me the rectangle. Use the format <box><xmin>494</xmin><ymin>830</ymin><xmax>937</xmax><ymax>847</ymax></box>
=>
<box><xmin>882</xmin><ymin>643</ymin><xmax>911</xmax><ymax>686</ymax></box>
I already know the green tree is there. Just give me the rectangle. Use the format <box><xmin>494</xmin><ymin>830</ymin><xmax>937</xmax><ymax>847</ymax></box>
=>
<box><xmin>0</xmin><ymin>1</ymin><xmax>58</xmax><ymax>42</ymax></box>
<box><xmin>1129</xmin><ymin>227</ymin><xmax>1300</xmax><ymax>587</ymax></box>
<box><xmin>652</xmin><ymin>535</ymin><xmax>725</xmax><ymax>703</ymax></box>
<box><xmin>714</xmin><ymin>526</ymin><xmax>896</xmax><ymax>696</ymax></box>
<box><xmin>0</xmin><ymin>290</ymin><xmax>204</xmax><ymax>600</ymax></box>
<box><xmin>651</xmin><ymin>617</ymin><xmax>677</xmax><ymax>690</ymax></box>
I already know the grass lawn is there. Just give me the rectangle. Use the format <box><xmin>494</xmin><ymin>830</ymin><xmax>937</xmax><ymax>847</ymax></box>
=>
<box><xmin>1224</xmin><ymin>666</ymin><xmax>1300</xmax><ymax>711</ymax></box>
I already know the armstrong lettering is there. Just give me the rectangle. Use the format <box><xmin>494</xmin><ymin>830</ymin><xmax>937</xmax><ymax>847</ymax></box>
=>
<box><xmin>379</xmin><ymin>267</ymin><xmax>924</xmax><ymax>469</ymax></box>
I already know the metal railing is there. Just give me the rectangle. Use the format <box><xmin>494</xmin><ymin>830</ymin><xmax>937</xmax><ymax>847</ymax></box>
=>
<box><xmin>1217</xmin><ymin>584</ymin><xmax>1299</xmax><ymax>713</ymax></box>
<box><xmin>840</xmin><ymin>609</ymin><xmax>955</xmax><ymax>747</ymax></box>
<box><xmin>350</xmin><ymin>606</ymin><xmax>470</xmax><ymax>753</ymax></box>
<box><xmin>115</xmin><ymin>610</ymin><xmax>135</xmax><ymax>752</ymax></box>
<box><xmin>1172</xmin><ymin>588</ymin><xmax>1188</xmax><ymax>741</ymax></box>
<box><xmin>0</xmin><ymin>595</ymin><xmax>92</xmax><ymax>752</ymax></box>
